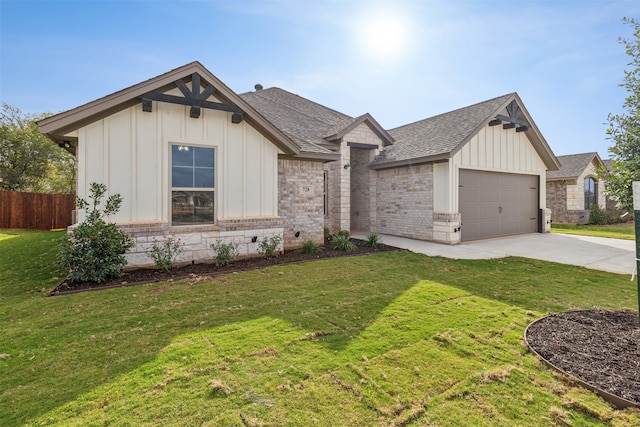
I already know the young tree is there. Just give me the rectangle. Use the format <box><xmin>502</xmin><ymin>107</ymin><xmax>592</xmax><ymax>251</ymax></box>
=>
<box><xmin>603</xmin><ymin>18</ymin><xmax>640</xmax><ymax>209</ymax></box>
<box><xmin>0</xmin><ymin>103</ymin><xmax>75</xmax><ymax>193</ymax></box>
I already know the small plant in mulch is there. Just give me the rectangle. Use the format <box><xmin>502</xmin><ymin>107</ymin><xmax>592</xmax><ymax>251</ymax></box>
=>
<box><xmin>258</xmin><ymin>235</ymin><xmax>283</xmax><ymax>258</ymax></box>
<box><xmin>211</xmin><ymin>240</ymin><xmax>239</xmax><ymax>266</ymax></box>
<box><xmin>364</xmin><ymin>232</ymin><xmax>381</xmax><ymax>248</ymax></box>
<box><xmin>332</xmin><ymin>234</ymin><xmax>356</xmax><ymax>252</ymax></box>
<box><xmin>299</xmin><ymin>239</ymin><xmax>324</xmax><ymax>254</ymax></box>
<box><xmin>148</xmin><ymin>236</ymin><xmax>183</xmax><ymax>272</ymax></box>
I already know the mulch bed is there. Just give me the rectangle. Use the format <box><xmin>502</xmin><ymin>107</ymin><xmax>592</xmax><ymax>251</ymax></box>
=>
<box><xmin>526</xmin><ymin>310</ymin><xmax>640</xmax><ymax>407</ymax></box>
<box><xmin>49</xmin><ymin>238</ymin><xmax>400</xmax><ymax>295</ymax></box>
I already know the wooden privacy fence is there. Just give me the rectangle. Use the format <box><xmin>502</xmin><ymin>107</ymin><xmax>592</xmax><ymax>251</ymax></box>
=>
<box><xmin>0</xmin><ymin>191</ymin><xmax>75</xmax><ymax>230</ymax></box>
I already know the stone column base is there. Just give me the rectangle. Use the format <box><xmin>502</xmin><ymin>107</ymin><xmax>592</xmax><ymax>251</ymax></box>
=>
<box><xmin>432</xmin><ymin>212</ymin><xmax>462</xmax><ymax>244</ymax></box>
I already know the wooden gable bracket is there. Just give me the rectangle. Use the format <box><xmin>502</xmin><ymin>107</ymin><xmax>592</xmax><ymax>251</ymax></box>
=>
<box><xmin>139</xmin><ymin>73</ymin><xmax>244</xmax><ymax>123</ymax></box>
<box><xmin>490</xmin><ymin>100</ymin><xmax>529</xmax><ymax>132</ymax></box>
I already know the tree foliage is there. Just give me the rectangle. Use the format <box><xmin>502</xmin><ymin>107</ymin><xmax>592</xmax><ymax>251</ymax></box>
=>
<box><xmin>0</xmin><ymin>103</ymin><xmax>75</xmax><ymax>193</ymax></box>
<box><xmin>603</xmin><ymin>18</ymin><xmax>640</xmax><ymax>210</ymax></box>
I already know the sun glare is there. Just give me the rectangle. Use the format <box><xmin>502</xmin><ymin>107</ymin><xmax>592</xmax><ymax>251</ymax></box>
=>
<box><xmin>356</xmin><ymin>12</ymin><xmax>411</xmax><ymax>62</ymax></box>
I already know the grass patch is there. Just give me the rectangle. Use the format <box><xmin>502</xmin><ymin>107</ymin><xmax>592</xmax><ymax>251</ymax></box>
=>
<box><xmin>2</xmin><ymin>229</ymin><xmax>639</xmax><ymax>426</ymax></box>
<box><xmin>551</xmin><ymin>223</ymin><xmax>636</xmax><ymax>240</ymax></box>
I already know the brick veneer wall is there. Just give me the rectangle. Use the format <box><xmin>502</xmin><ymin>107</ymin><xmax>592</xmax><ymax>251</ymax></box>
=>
<box><xmin>278</xmin><ymin>158</ymin><xmax>325</xmax><ymax>249</ymax></box>
<box><xmin>375</xmin><ymin>164</ymin><xmax>434</xmax><ymax>240</ymax></box>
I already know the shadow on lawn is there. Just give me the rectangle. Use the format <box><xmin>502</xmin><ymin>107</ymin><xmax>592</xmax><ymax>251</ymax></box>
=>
<box><xmin>6</xmin><ymin>243</ymin><xmax>635</xmax><ymax>425</ymax></box>
<box><xmin>7</xmin><ymin>252</ymin><xmax>426</xmax><ymax>424</ymax></box>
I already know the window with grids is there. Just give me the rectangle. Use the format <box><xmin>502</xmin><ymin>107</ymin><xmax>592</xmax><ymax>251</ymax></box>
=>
<box><xmin>171</xmin><ymin>144</ymin><xmax>215</xmax><ymax>225</ymax></box>
<box><xmin>584</xmin><ymin>177</ymin><xmax>597</xmax><ymax>210</ymax></box>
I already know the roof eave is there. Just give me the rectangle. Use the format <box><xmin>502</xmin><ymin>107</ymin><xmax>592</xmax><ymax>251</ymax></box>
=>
<box><xmin>369</xmin><ymin>153</ymin><xmax>450</xmax><ymax>170</ymax></box>
<box><xmin>279</xmin><ymin>151</ymin><xmax>341</xmax><ymax>162</ymax></box>
<box><xmin>546</xmin><ymin>176</ymin><xmax>579</xmax><ymax>181</ymax></box>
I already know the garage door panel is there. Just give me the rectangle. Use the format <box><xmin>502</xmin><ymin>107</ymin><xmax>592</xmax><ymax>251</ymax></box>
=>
<box><xmin>459</xmin><ymin>169</ymin><xmax>538</xmax><ymax>241</ymax></box>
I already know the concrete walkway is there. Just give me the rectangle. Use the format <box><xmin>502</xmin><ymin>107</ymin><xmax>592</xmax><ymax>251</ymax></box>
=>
<box><xmin>353</xmin><ymin>232</ymin><xmax>636</xmax><ymax>275</ymax></box>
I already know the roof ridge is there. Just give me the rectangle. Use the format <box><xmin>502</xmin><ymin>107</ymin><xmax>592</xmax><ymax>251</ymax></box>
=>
<box><xmin>556</xmin><ymin>152</ymin><xmax>598</xmax><ymax>159</ymax></box>
<box><xmin>389</xmin><ymin>92</ymin><xmax>515</xmax><ymax>132</ymax></box>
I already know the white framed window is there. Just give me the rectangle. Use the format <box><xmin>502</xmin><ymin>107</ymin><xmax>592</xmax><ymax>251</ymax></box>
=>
<box><xmin>171</xmin><ymin>144</ymin><xmax>215</xmax><ymax>225</ymax></box>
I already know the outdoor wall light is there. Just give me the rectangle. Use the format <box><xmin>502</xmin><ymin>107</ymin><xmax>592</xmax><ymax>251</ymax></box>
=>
<box><xmin>251</xmin><ymin>236</ymin><xmax>258</xmax><ymax>243</ymax></box>
<box><xmin>295</xmin><ymin>231</ymin><xmax>300</xmax><ymax>238</ymax></box>
<box><xmin>454</xmin><ymin>227</ymin><xmax>461</xmax><ymax>233</ymax></box>
<box><xmin>344</xmin><ymin>163</ymin><xmax>351</xmax><ymax>169</ymax></box>
<box><xmin>58</xmin><ymin>141</ymin><xmax>71</xmax><ymax>148</ymax></box>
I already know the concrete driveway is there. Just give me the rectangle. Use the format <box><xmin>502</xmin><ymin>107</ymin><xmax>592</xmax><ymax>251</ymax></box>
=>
<box><xmin>355</xmin><ymin>232</ymin><xmax>636</xmax><ymax>275</ymax></box>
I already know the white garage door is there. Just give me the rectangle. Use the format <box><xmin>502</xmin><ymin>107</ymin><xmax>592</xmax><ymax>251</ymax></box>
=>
<box><xmin>459</xmin><ymin>169</ymin><xmax>539</xmax><ymax>241</ymax></box>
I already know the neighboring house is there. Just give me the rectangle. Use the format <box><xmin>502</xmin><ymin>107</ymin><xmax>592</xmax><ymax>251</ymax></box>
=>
<box><xmin>546</xmin><ymin>152</ymin><xmax>606</xmax><ymax>224</ymax></box>
<box><xmin>38</xmin><ymin>62</ymin><xmax>560</xmax><ymax>267</ymax></box>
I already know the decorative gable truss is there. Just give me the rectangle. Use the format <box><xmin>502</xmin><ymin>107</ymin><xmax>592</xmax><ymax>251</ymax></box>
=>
<box><xmin>488</xmin><ymin>100</ymin><xmax>530</xmax><ymax>132</ymax></box>
<box><xmin>140</xmin><ymin>72</ymin><xmax>244</xmax><ymax>123</ymax></box>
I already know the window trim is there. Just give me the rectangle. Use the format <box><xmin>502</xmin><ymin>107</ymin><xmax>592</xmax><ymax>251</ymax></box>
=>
<box><xmin>169</xmin><ymin>141</ymin><xmax>217</xmax><ymax>226</ymax></box>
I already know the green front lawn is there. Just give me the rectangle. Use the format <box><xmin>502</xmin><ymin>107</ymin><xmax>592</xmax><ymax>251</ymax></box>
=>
<box><xmin>1</xmin><ymin>229</ymin><xmax>639</xmax><ymax>426</ymax></box>
<box><xmin>551</xmin><ymin>222</ymin><xmax>636</xmax><ymax>240</ymax></box>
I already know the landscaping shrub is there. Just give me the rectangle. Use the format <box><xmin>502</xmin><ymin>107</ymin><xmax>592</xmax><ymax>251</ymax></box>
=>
<box><xmin>338</xmin><ymin>229</ymin><xmax>350</xmax><ymax>238</ymax></box>
<box><xmin>324</xmin><ymin>227</ymin><xmax>331</xmax><ymax>240</ymax></box>
<box><xmin>148</xmin><ymin>236</ymin><xmax>183</xmax><ymax>272</ymax></box>
<box><xmin>333</xmin><ymin>234</ymin><xmax>356</xmax><ymax>252</ymax></box>
<box><xmin>589</xmin><ymin>204</ymin><xmax>608</xmax><ymax>225</ymax></box>
<box><xmin>258</xmin><ymin>235</ymin><xmax>282</xmax><ymax>258</ymax></box>
<box><xmin>58</xmin><ymin>182</ymin><xmax>134</xmax><ymax>283</ymax></box>
<box><xmin>364</xmin><ymin>232</ymin><xmax>381</xmax><ymax>248</ymax></box>
<box><xmin>211</xmin><ymin>240</ymin><xmax>239</xmax><ymax>266</ymax></box>
<box><xmin>299</xmin><ymin>239</ymin><xmax>323</xmax><ymax>254</ymax></box>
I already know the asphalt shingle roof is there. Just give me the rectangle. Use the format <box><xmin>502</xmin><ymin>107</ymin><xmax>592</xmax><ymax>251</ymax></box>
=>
<box><xmin>240</xmin><ymin>88</ymin><xmax>352</xmax><ymax>154</ymax></box>
<box><xmin>375</xmin><ymin>93</ymin><xmax>515</xmax><ymax>164</ymax></box>
<box><xmin>547</xmin><ymin>152</ymin><xmax>599</xmax><ymax>179</ymax></box>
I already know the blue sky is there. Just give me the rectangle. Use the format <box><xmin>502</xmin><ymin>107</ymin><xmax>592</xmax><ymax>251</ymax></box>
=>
<box><xmin>1</xmin><ymin>0</ymin><xmax>639</xmax><ymax>158</ymax></box>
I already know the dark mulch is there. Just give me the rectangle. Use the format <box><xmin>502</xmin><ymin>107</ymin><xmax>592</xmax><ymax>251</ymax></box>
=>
<box><xmin>49</xmin><ymin>238</ymin><xmax>400</xmax><ymax>295</ymax></box>
<box><xmin>526</xmin><ymin>310</ymin><xmax>640</xmax><ymax>406</ymax></box>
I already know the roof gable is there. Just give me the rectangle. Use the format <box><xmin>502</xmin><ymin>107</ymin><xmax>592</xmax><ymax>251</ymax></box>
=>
<box><xmin>374</xmin><ymin>93</ymin><xmax>559</xmax><ymax>170</ymax></box>
<box><xmin>547</xmin><ymin>152</ymin><xmax>603</xmax><ymax>180</ymax></box>
<box><xmin>323</xmin><ymin>113</ymin><xmax>394</xmax><ymax>146</ymax></box>
<box><xmin>37</xmin><ymin>62</ymin><xmax>331</xmax><ymax>159</ymax></box>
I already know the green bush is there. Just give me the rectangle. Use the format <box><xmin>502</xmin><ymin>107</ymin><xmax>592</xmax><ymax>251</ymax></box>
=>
<box><xmin>324</xmin><ymin>227</ymin><xmax>331</xmax><ymax>240</ymax></box>
<box><xmin>333</xmin><ymin>234</ymin><xmax>356</xmax><ymax>252</ymax></box>
<box><xmin>299</xmin><ymin>239</ymin><xmax>323</xmax><ymax>254</ymax></box>
<box><xmin>588</xmin><ymin>204</ymin><xmax>608</xmax><ymax>225</ymax></box>
<box><xmin>338</xmin><ymin>229</ymin><xmax>350</xmax><ymax>238</ymax></box>
<box><xmin>148</xmin><ymin>236</ymin><xmax>183</xmax><ymax>272</ymax></box>
<box><xmin>58</xmin><ymin>182</ymin><xmax>134</xmax><ymax>283</ymax></box>
<box><xmin>211</xmin><ymin>240</ymin><xmax>239</xmax><ymax>266</ymax></box>
<box><xmin>364</xmin><ymin>232</ymin><xmax>381</xmax><ymax>248</ymax></box>
<box><xmin>258</xmin><ymin>235</ymin><xmax>283</xmax><ymax>258</ymax></box>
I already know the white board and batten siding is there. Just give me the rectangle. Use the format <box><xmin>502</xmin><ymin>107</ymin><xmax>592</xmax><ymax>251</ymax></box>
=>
<box><xmin>433</xmin><ymin>123</ymin><xmax>548</xmax><ymax>213</ymax></box>
<box><xmin>75</xmin><ymin>87</ymin><xmax>281</xmax><ymax>224</ymax></box>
